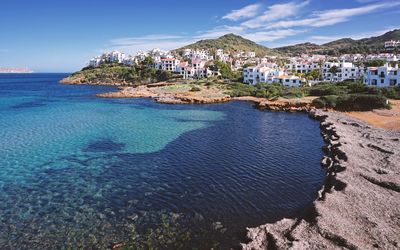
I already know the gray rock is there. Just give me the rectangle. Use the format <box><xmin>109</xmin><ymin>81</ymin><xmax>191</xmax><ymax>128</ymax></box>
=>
<box><xmin>242</xmin><ymin>110</ymin><xmax>400</xmax><ymax>250</ymax></box>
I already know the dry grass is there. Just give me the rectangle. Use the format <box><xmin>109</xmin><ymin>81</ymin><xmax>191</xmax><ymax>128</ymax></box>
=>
<box><xmin>345</xmin><ymin>100</ymin><xmax>400</xmax><ymax>130</ymax></box>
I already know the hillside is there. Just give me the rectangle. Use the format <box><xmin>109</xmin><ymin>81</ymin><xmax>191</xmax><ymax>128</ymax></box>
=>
<box><xmin>276</xmin><ymin>29</ymin><xmax>400</xmax><ymax>56</ymax></box>
<box><xmin>60</xmin><ymin>63</ymin><xmax>172</xmax><ymax>86</ymax></box>
<box><xmin>173</xmin><ymin>34</ymin><xmax>282</xmax><ymax>57</ymax></box>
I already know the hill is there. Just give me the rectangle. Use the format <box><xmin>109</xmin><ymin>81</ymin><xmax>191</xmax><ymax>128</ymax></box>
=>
<box><xmin>276</xmin><ymin>29</ymin><xmax>400</xmax><ymax>56</ymax></box>
<box><xmin>173</xmin><ymin>34</ymin><xmax>282</xmax><ymax>57</ymax></box>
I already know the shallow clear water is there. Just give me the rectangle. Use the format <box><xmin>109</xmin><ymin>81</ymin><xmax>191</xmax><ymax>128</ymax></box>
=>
<box><xmin>0</xmin><ymin>74</ymin><xmax>324</xmax><ymax>249</ymax></box>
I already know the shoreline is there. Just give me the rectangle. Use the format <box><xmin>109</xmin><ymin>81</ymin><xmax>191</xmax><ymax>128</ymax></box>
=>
<box><xmin>62</xmin><ymin>80</ymin><xmax>400</xmax><ymax>249</ymax></box>
<box><xmin>243</xmin><ymin>109</ymin><xmax>400</xmax><ymax>249</ymax></box>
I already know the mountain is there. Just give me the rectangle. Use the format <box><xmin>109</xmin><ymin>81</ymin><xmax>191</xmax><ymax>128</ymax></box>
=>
<box><xmin>276</xmin><ymin>29</ymin><xmax>400</xmax><ymax>56</ymax></box>
<box><xmin>173</xmin><ymin>33</ymin><xmax>282</xmax><ymax>57</ymax></box>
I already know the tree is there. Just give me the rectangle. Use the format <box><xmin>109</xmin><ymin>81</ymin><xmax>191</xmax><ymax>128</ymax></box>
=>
<box><xmin>308</xmin><ymin>70</ymin><xmax>321</xmax><ymax>80</ymax></box>
<box><xmin>329</xmin><ymin>65</ymin><xmax>338</xmax><ymax>74</ymax></box>
<box><xmin>215</xmin><ymin>61</ymin><xmax>234</xmax><ymax>79</ymax></box>
<box><xmin>141</xmin><ymin>56</ymin><xmax>155</xmax><ymax>67</ymax></box>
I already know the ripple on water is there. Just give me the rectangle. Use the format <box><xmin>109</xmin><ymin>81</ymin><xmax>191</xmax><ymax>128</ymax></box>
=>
<box><xmin>0</xmin><ymin>74</ymin><xmax>325</xmax><ymax>249</ymax></box>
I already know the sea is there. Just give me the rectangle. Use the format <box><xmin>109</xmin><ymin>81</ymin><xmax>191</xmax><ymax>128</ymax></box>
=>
<box><xmin>0</xmin><ymin>73</ymin><xmax>325</xmax><ymax>249</ymax></box>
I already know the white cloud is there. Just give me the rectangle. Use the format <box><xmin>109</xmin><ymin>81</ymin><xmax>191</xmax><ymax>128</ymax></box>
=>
<box><xmin>103</xmin><ymin>1</ymin><xmax>400</xmax><ymax>54</ymax></box>
<box><xmin>269</xmin><ymin>1</ymin><xmax>400</xmax><ymax>29</ymax></box>
<box><xmin>242</xmin><ymin>1</ymin><xmax>310</xmax><ymax>29</ymax></box>
<box><xmin>222</xmin><ymin>4</ymin><xmax>261</xmax><ymax>21</ymax></box>
<box><xmin>242</xmin><ymin>29</ymin><xmax>307</xmax><ymax>42</ymax></box>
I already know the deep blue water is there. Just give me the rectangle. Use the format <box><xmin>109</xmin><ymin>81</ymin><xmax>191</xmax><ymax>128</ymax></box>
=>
<box><xmin>0</xmin><ymin>73</ymin><xmax>325</xmax><ymax>249</ymax></box>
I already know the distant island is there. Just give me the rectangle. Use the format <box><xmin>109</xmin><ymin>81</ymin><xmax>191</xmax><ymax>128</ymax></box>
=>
<box><xmin>0</xmin><ymin>67</ymin><xmax>33</xmax><ymax>73</ymax></box>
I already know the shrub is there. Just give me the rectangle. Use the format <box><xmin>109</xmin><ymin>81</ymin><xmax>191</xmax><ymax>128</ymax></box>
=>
<box><xmin>227</xmin><ymin>83</ymin><xmax>256</xmax><ymax>97</ymax></box>
<box><xmin>190</xmin><ymin>86</ymin><xmax>201</xmax><ymax>92</ymax></box>
<box><xmin>309</xmin><ymin>83</ymin><xmax>345</xmax><ymax>96</ymax></box>
<box><xmin>312</xmin><ymin>98</ymin><xmax>327</xmax><ymax>108</ymax></box>
<box><xmin>335</xmin><ymin>94</ymin><xmax>388</xmax><ymax>111</ymax></box>
<box><xmin>380</xmin><ymin>87</ymin><xmax>400</xmax><ymax>99</ymax></box>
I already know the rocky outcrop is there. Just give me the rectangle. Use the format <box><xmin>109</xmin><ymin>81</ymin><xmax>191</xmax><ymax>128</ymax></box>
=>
<box><xmin>233</xmin><ymin>96</ymin><xmax>316</xmax><ymax>112</ymax></box>
<box><xmin>242</xmin><ymin>109</ymin><xmax>400</xmax><ymax>249</ymax></box>
<box><xmin>96</xmin><ymin>85</ymin><xmax>232</xmax><ymax>104</ymax></box>
<box><xmin>155</xmin><ymin>95</ymin><xmax>231</xmax><ymax>104</ymax></box>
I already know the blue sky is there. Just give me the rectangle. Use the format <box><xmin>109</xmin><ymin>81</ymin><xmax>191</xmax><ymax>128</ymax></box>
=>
<box><xmin>0</xmin><ymin>0</ymin><xmax>399</xmax><ymax>72</ymax></box>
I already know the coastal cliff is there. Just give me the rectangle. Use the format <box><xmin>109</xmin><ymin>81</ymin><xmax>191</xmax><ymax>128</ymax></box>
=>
<box><xmin>242</xmin><ymin>109</ymin><xmax>400</xmax><ymax>249</ymax></box>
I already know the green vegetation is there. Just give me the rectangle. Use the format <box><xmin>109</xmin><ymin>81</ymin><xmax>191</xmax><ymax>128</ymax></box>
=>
<box><xmin>190</xmin><ymin>86</ymin><xmax>201</xmax><ymax>92</ymax></box>
<box><xmin>227</xmin><ymin>83</ymin><xmax>308</xmax><ymax>99</ymax></box>
<box><xmin>174</xmin><ymin>33</ymin><xmax>281</xmax><ymax>57</ymax></box>
<box><xmin>69</xmin><ymin>62</ymin><xmax>174</xmax><ymax>85</ymax></box>
<box><xmin>227</xmin><ymin>80</ymin><xmax>399</xmax><ymax>111</ymax></box>
<box><xmin>213</xmin><ymin>61</ymin><xmax>241</xmax><ymax>80</ymax></box>
<box><xmin>363</xmin><ymin>60</ymin><xmax>386</xmax><ymax>67</ymax></box>
<box><xmin>276</xmin><ymin>29</ymin><xmax>400</xmax><ymax>55</ymax></box>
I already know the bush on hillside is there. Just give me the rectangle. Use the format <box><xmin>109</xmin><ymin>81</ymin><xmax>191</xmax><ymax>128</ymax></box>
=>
<box><xmin>335</xmin><ymin>94</ymin><xmax>389</xmax><ymax>111</ymax></box>
<box><xmin>309</xmin><ymin>83</ymin><xmax>345</xmax><ymax>96</ymax></box>
<box><xmin>190</xmin><ymin>86</ymin><xmax>201</xmax><ymax>92</ymax></box>
<box><xmin>312</xmin><ymin>95</ymin><xmax>339</xmax><ymax>109</ymax></box>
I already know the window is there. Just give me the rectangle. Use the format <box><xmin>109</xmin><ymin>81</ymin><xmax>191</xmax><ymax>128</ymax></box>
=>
<box><xmin>372</xmin><ymin>79</ymin><xmax>377</xmax><ymax>85</ymax></box>
<box><xmin>390</xmin><ymin>79</ymin><xmax>397</xmax><ymax>86</ymax></box>
<box><xmin>381</xmin><ymin>79</ymin><xmax>384</xmax><ymax>84</ymax></box>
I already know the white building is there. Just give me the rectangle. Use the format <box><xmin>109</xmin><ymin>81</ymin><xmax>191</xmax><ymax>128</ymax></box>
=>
<box><xmin>364</xmin><ymin>63</ymin><xmax>400</xmax><ymax>87</ymax></box>
<box><xmin>88</xmin><ymin>50</ymin><xmax>126</xmax><ymax>67</ymax></box>
<box><xmin>192</xmin><ymin>49</ymin><xmax>213</xmax><ymax>61</ymax></box>
<box><xmin>286</xmin><ymin>61</ymin><xmax>320</xmax><ymax>74</ymax></box>
<box><xmin>322</xmin><ymin>61</ymin><xmax>361</xmax><ymax>82</ymax></box>
<box><xmin>136</xmin><ymin>51</ymin><xmax>148</xmax><ymax>62</ymax></box>
<box><xmin>157</xmin><ymin>58</ymin><xmax>180</xmax><ymax>71</ymax></box>
<box><xmin>182</xmin><ymin>49</ymin><xmax>192</xmax><ymax>58</ymax></box>
<box><xmin>385</xmin><ymin>40</ymin><xmax>400</xmax><ymax>50</ymax></box>
<box><xmin>247</xmin><ymin>51</ymin><xmax>256</xmax><ymax>58</ymax></box>
<box><xmin>276</xmin><ymin>75</ymin><xmax>308</xmax><ymax>87</ymax></box>
<box><xmin>89</xmin><ymin>57</ymin><xmax>102</xmax><ymax>67</ymax></box>
<box><xmin>216</xmin><ymin>49</ymin><xmax>224</xmax><ymax>57</ymax></box>
<box><xmin>122</xmin><ymin>56</ymin><xmax>136</xmax><ymax>66</ymax></box>
<box><xmin>243</xmin><ymin>65</ymin><xmax>284</xmax><ymax>85</ymax></box>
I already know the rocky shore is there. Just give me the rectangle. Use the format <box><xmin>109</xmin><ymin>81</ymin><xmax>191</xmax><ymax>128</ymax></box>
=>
<box><xmin>242</xmin><ymin>109</ymin><xmax>400</xmax><ymax>249</ymax></box>
<box><xmin>61</xmin><ymin>79</ymin><xmax>400</xmax><ymax>248</ymax></box>
<box><xmin>96</xmin><ymin>84</ymin><xmax>232</xmax><ymax>104</ymax></box>
<box><xmin>233</xmin><ymin>96</ymin><xmax>316</xmax><ymax>112</ymax></box>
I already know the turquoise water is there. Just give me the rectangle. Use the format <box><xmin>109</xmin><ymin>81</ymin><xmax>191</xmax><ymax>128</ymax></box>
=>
<box><xmin>0</xmin><ymin>74</ymin><xmax>324</xmax><ymax>249</ymax></box>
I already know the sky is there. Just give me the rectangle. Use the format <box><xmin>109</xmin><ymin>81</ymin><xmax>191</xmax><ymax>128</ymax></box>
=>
<box><xmin>0</xmin><ymin>0</ymin><xmax>399</xmax><ymax>72</ymax></box>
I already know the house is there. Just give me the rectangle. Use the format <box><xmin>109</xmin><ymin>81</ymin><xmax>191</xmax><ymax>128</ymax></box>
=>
<box><xmin>322</xmin><ymin>61</ymin><xmax>360</xmax><ymax>82</ymax></box>
<box><xmin>216</xmin><ymin>49</ymin><xmax>224</xmax><ymax>57</ymax></box>
<box><xmin>275</xmin><ymin>75</ymin><xmax>307</xmax><ymax>87</ymax></box>
<box><xmin>286</xmin><ymin>61</ymin><xmax>320</xmax><ymax>74</ymax></box>
<box><xmin>89</xmin><ymin>57</ymin><xmax>102</xmax><ymax>67</ymax></box>
<box><xmin>385</xmin><ymin>40</ymin><xmax>400</xmax><ymax>50</ymax></box>
<box><xmin>247</xmin><ymin>51</ymin><xmax>256</xmax><ymax>58</ymax></box>
<box><xmin>243</xmin><ymin>65</ymin><xmax>284</xmax><ymax>85</ymax></box>
<box><xmin>122</xmin><ymin>56</ymin><xmax>136</xmax><ymax>66</ymax></box>
<box><xmin>156</xmin><ymin>58</ymin><xmax>180</xmax><ymax>71</ymax></box>
<box><xmin>88</xmin><ymin>50</ymin><xmax>126</xmax><ymax>67</ymax></box>
<box><xmin>364</xmin><ymin>63</ymin><xmax>400</xmax><ymax>87</ymax></box>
